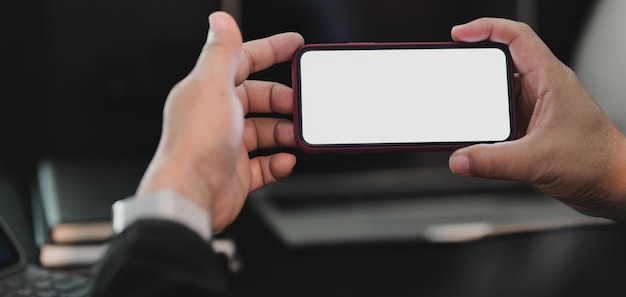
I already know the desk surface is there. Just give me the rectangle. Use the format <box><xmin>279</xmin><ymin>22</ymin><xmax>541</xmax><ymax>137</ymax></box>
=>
<box><xmin>224</xmin><ymin>207</ymin><xmax>626</xmax><ymax>297</ymax></box>
<box><xmin>3</xmin><ymin>171</ymin><xmax>626</xmax><ymax>297</ymax></box>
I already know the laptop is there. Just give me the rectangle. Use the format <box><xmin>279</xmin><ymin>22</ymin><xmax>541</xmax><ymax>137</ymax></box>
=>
<box><xmin>249</xmin><ymin>165</ymin><xmax>611</xmax><ymax>246</ymax></box>
<box><xmin>0</xmin><ymin>215</ymin><xmax>91</xmax><ymax>297</ymax></box>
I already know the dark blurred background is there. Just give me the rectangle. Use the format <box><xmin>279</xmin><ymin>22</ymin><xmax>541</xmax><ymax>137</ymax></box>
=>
<box><xmin>0</xmin><ymin>0</ymin><xmax>221</xmax><ymax>179</ymax></box>
<box><xmin>5</xmin><ymin>1</ymin><xmax>626</xmax><ymax>297</ymax></box>
<box><xmin>0</xmin><ymin>0</ymin><xmax>597</xmax><ymax>179</ymax></box>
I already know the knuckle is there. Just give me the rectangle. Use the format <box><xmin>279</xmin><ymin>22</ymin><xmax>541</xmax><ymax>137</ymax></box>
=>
<box><xmin>483</xmin><ymin>155</ymin><xmax>499</xmax><ymax>179</ymax></box>
<box><xmin>472</xmin><ymin>145</ymin><xmax>499</xmax><ymax>179</ymax></box>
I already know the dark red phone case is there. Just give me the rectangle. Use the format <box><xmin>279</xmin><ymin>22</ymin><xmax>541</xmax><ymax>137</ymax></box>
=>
<box><xmin>291</xmin><ymin>42</ymin><xmax>516</xmax><ymax>154</ymax></box>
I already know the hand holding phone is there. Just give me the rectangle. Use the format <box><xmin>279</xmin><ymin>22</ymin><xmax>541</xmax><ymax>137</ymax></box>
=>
<box><xmin>292</xmin><ymin>42</ymin><xmax>515</xmax><ymax>153</ymax></box>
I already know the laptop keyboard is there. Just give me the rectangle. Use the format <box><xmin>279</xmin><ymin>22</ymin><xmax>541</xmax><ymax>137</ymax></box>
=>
<box><xmin>0</xmin><ymin>265</ymin><xmax>91</xmax><ymax>297</ymax></box>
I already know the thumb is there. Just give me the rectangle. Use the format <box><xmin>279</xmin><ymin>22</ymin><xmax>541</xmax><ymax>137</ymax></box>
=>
<box><xmin>448</xmin><ymin>140</ymin><xmax>535</xmax><ymax>182</ymax></box>
<box><xmin>450</xmin><ymin>18</ymin><xmax>557</xmax><ymax>77</ymax></box>
<box><xmin>193</xmin><ymin>11</ymin><xmax>242</xmax><ymax>81</ymax></box>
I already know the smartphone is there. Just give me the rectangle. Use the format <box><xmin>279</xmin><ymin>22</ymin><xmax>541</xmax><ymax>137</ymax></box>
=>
<box><xmin>292</xmin><ymin>42</ymin><xmax>515</xmax><ymax>153</ymax></box>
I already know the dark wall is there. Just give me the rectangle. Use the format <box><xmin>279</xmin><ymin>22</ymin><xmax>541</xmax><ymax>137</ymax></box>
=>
<box><xmin>242</xmin><ymin>0</ymin><xmax>598</xmax><ymax>84</ymax></box>
<box><xmin>40</xmin><ymin>0</ymin><xmax>221</xmax><ymax>157</ymax></box>
<box><xmin>0</xmin><ymin>1</ymin><xmax>221</xmax><ymax>178</ymax></box>
<box><xmin>537</xmin><ymin>0</ymin><xmax>598</xmax><ymax>66</ymax></box>
<box><xmin>0</xmin><ymin>1</ymin><xmax>45</xmax><ymax>176</ymax></box>
<box><xmin>242</xmin><ymin>0</ymin><xmax>518</xmax><ymax>86</ymax></box>
<box><xmin>0</xmin><ymin>0</ymin><xmax>598</xmax><ymax>178</ymax></box>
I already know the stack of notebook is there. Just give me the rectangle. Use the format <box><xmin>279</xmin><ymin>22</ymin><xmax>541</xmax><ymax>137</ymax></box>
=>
<box><xmin>31</xmin><ymin>158</ymin><xmax>146</xmax><ymax>268</ymax></box>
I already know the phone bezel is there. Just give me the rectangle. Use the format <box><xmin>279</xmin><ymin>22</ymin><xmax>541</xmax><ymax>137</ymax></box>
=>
<box><xmin>292</xmin><ymin>42</ymin><xmax>516</xmax><ymax>153</ymax></box>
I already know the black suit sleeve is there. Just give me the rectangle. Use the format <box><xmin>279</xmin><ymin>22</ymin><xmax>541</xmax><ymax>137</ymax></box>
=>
<box><xmin>89</xmin><ymin>219</ymin><xmax>229</xmax><ymax>297</ymax></box>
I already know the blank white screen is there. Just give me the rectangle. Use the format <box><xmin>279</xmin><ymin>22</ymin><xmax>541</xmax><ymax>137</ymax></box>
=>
<box><xmin>298</xmin><ymin>47</ymin><xmax>512</xmax><ymax>145</ymax></box>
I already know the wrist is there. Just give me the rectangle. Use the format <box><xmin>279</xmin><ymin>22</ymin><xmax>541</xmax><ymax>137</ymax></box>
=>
<box><xmin>598</xmin><ymin>133</ymin><xmax>626</xmax><ymax>221</ymax></box>
<box><xmin>137</xmin><ymin>153</ymin><xmax>213</xmax><ymax>214</ymax></box>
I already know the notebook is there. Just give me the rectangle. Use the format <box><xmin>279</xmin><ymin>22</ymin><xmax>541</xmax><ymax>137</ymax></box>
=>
<box><xmin>249</xmin><ymin>166</ymin><xmax>612</xmax><ymax>246</ymax></box>
<box><xmin>0</xmin><ymin>215</ymin><xmax>91</xmax><ymax>296</ymax></box>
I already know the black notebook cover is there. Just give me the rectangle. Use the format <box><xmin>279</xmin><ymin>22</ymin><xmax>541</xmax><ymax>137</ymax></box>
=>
<box><xmin>33</xmin><ymin>158</ymin><xmax>147</xmax><ymax>244</ymax></box>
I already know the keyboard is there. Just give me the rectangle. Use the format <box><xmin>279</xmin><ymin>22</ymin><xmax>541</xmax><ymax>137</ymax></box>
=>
<box><xmin>0</xmin><ymin>265</ymin><xmax>91</xmax><ymax>297</ymax></box>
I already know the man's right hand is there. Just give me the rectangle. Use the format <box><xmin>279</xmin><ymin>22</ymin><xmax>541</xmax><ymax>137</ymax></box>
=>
<box><xmin>448</xmin><ymin>18</ymin><xmax>626</xmax><ymax>221</ymax></box>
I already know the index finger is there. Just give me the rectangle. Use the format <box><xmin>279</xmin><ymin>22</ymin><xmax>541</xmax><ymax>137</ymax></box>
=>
<box><xmin>236</xmin><ymin>32</ymin><xmax>305</xmax><ymax>84</ymax></box>
<box><xmin>450</xmin><ymin>18</ymin><xmax>558</xmax><ymax>77</ymax></box>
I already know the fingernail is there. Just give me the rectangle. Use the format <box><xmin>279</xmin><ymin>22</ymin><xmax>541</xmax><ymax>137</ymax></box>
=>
<box><xmin>207</xmin><ymin>12</ymin><xmax>229</xmax><ymax>43</ymax></box>
<box><xmin>450</xmin><ymin>154</ymin><xmax>470</xmax><ymax>176</ymax></box>
<box><xmin>209</xmin><ymin>12</ymin><xmax>229</xmax><ymax>32</ymax></box>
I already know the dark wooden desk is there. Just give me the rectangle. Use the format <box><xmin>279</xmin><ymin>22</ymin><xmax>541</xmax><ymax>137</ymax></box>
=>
<box><xmin>3</xmin><ymin>170</ymin><xmax>626</xmax><ymax>297</ymax></box>
<box><xmin>224</xmin><ymin>206</ymin><xmax>626</xmax><ymax>297</ymax></box>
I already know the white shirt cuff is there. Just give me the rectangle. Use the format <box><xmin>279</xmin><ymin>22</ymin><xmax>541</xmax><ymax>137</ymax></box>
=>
<box><xmin>112</xmin><ymin>190</ymin><xmax>212</xmax><ymax>241</ymax></box>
